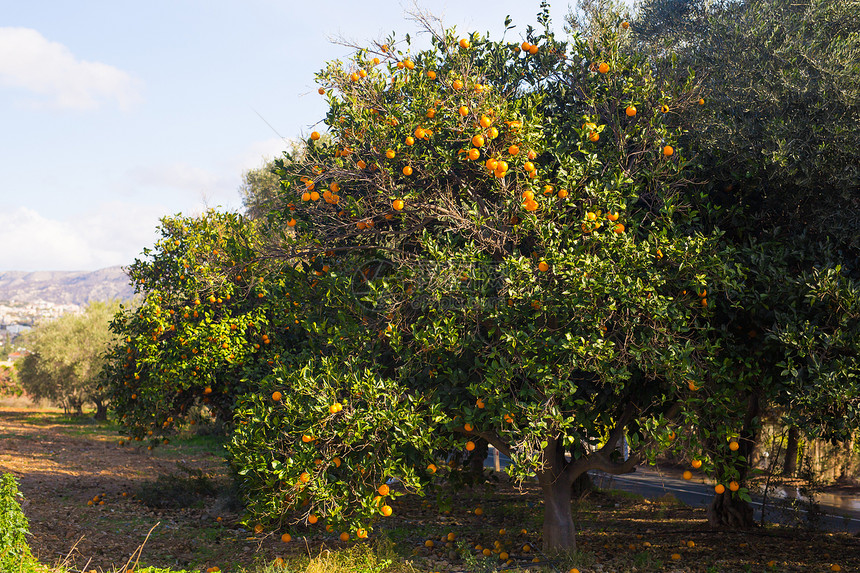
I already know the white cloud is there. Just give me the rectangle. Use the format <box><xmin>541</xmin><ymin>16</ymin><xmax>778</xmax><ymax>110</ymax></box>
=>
<box><xmin>0</xmin><ymin>27</ymin><xmax>142</xmax><ymax>110</ymax></box>
<box><xmin>0</xmin><ymin>205</ymin><xmax>162</xmax><ymax>271</ymax></box>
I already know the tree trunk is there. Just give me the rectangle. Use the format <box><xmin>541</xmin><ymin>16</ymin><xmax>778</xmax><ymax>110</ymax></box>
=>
<box><xmin>782</xmin><ymin>425</ymin><xmax>799</xmax><ymax>477</ymax></box>
<box><xmin>93</xmin><ymin>399</ymin><xmax>108</xmax><ymax>421</ymax></box>
<box><xmin>708</xmin><ymin>490</ymin><xmax>755</xmax><ymax>527</ymax></box>
<box><xmin>709</xmin><ymin>392</ymin><xmax>760</xmax><ymax>528</ymax></box>
<box><xmin>468</xmin><ymin>438</ymin><xmax>488</xmax><ymax>478</ymax></box>
<box><xmin>571</xmin><ymin>471</ymin><xmax>593</xmax><ymax>498</ymax></box>
<box><xmin>539</xmin><ymin>471</ymin><xmax>577</xmax><ymax>551</ymax></box>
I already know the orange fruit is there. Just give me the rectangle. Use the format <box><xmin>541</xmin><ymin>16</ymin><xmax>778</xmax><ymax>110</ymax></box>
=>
<box><xmin>381</xmin><ymin>505</ymin><xmax>393</xmax><ymax>516</ymax></box>
<box><xmin>299</xmin><ymin>472</ymin><xmax>310</xmax><ymax>483</ymax></box>
<box><xmin>589</xmin><ymin>132</ymin><xmax>600</xmax><ymax>142</ymax></box>
<box><xmin>281</xmin><ymin>533</ymin><xmax>291</xmax><ymax>542</ymax></box>
<box><xmin>625</xmin><ymin>105</ymin><xmax>636</xmax><ymax>116</ymax></box>
<box><xmin>309</xmin><ymin>191</ymin><xmax>320</xmax><ymax>201</ymax></box>
<box><xmin>402</xmin><ymin>166</ymin><xmax>413</xmax><ymax>176</ymax></box>
<box><xmin>385</xmin><ymin>149</ymin><xmax>395</xmax><ymax>159</ymax></box>
<box><xmin>459</xmin><ymin>38</ymin><xmax>470</xmax><ymax>49</ymax></box>
<box><xmin>698</xmin><ymin>98</ymin><xmax>705</xmax><ymax>105</ymax></box>
<box><xmin>333</xmin><ymin>457</ymin><xmax>342</xmax><ymax>467</ymax></box>
<box><xmin>683</xmin><ymin>470</ymin><xmax>692</xmax><ymax>480</ymax></box>
<box><xmin>392</xmin><ymin>199</ymin><xmax>405</xmax><ymax>211</ymax></box>
<box><xmin>378</xmin><ymin>484</ymin><xmax>390</xmax><ymax>496</ymax></box>
<box><xmin>729</xmin><ymin>481</ymin><xmax>740</xmax><ymax>491</ymax></box>
<box><xmin>729</xmin><ymin>440</ymin><xmax>740</xmax><ymax>451</ymax></box>
<box><xmin>661</xmin><ymin>104</ymin><xmax>670</xmax><ymax>113</ymax></box>
<box><xmin>691</xmin><ymin>459</ymin><xmax>703</xmax><ymax>469</ymax></box>
<box><xmin>538</xmin><ymin>261</ymin><xmax>549</xmax><ymax>272</ymax></box>
<box><xmin>671</xmin><ymin>553</ymin><xmax>681</xmax><ymax>561</ymax></box>
<box><xmin>357</xmin><ymin>528</ymin><xmax>368</xmax><ymax>539</ymax></box>
<box><xmin>427</xmin><ymin>463</ymin><xmax>437</xmax><ymax>473</ymax></box>
<box><xmin>465</xmin><ymin>441</ymin><xmax>476</xmax><ymax>451</ymax></box>
<box><xmin>452</xmin><ymin>80</ymin><xmax>463</xmax><ymax>90</ymax></box>
<box><xmin>663</xmin><ymin>145</ymin><xmax>674</xmax><ymax>157</ymax></box>
<box><xmin>474</xmin><ymin>507</ymin><xmax>483</xmax><ymax>516</ymax></box>
<box><xmin>468</xmin><ymin>148</ymin><xmax>480</xmax><ymax>160</ymax></box>
<box><xmin>464</xmin><ymin>422</ymin><xmax>474</xmax><ymax>431</ymax></box>
<box><xmin>480</xmin><ymin>115</ymin><xmax>492</xmax><ymax>128</ymax></box>
<box><xmin>308</xmin><ymin>514</ymin><xmax>318</xmax><ymax>524</ymax></box>
<box><xmin>318</xmin><ymin>87</ymin><xmax>325</xmax><ymax>95</ymax></box>
<box><xmin>523</xmin><ymin>161</ymin><xmax>535</xmax><ymax>172</ymax></box>
<box><xmin>558</xmin><ymin>189</ymin><xmax>568</xmax><ymax>198</ymax></box>
<box><xmin>521</xmin><ymin>41</ymin><xmax>531</xmax><ymax>51</ymax></box>
<box><xmin>254</xmin><ymin>524</ymin><xmax>264</xmax><ymax>534</ymax></box>
<box><xmin>459</xmin><ymin>105</ymin><xmax>470</xmax><ymax>116</ymax></box>
<box><xmin>426</xmin><ymin>108</ymin><xmax>436</xmax><ymax>118</ymax></box>
<box><xmin>340</xmin><ymin>532</ymin><xmax>350</xmax><ymax>542</ymax></box>
<box><xmin>598</xmin><ymin>62</ymin><xmax>610</xmax><ymax>73</ymax></box>
<box><xmin>621</xmin><ymin>21</ymin><xmax>630</xmax><ymax>29</ymax></box>
<box><xmin>427</xmin><ymin>70</ymin><xmax>436</xmax><ymax>80</ymax></box>
<box><xmin>310</xmin><ymin>131</ymin><xmax>320</xmax><ymax>140</ymax></box>
<box><xmin>508</xmin><ymin>145</ymin><xmax>519</xmax><ymax>155</ymax></box>
<box><xmin>715</xmin><ymin>484</ymin><xmax>726</xmax><ymax>494</ymax></box>
<box><xmin>471</xmin><ymin>134</ymin><xmax>485</xmax><ymax>147</ymax></box>
<box><xmin>272</xmin><ymin>391</ymin><xmax>282</xmax><ymax>402</ymax></box>
<box><xmin>301</xmin><ymin>192</ymin><xmax>311</xmax><ymax>202</ymax></box>
<box><xmin>486</xmin><ymin>158</ymin><xmax>498</xmax><ymax>171</ymax></box>
<box><xmin>614</xmin><ymin>223</ymin><xmax>625</xmax><ymax>234</ymax></box>
<box><xmin>405</xmin><ymin>136</ymin><xmax>415</xmax><ymax>146</ymax></box>
<box><xmin>607</xmin><ymin>211</ymin><xmax>619</xmax><ymax>221</ymax></box>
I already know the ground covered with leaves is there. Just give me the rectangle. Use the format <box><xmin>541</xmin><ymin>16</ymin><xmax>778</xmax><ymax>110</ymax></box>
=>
<box><xmin>0</xmin><ymin>408</ymin><xmax>857</xmax><ymax>573</ymax></box>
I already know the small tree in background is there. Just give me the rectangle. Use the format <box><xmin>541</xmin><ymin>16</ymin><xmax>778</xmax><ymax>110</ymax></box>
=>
<box><xmin>17</xmin><ymin>300</ymin><xmax>120</xmax><ymax>419</ymax></box>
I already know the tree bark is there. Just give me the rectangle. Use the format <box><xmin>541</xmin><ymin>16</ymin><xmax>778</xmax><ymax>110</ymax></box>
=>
<box><xmin>540</xmin><ymin>473</ymin><xmax>578</xmax><ymax>551</ymax></box>
<box><xmin>708</xmin><ymin>490</ymin><xmax>755</xmax><ymax>527</ymax></box>
<box><xmin>708</xmin><ymin>392</ymin><xmax>760</xmax><ymax>528</ymax></box>
<box><xmin>782</xmin><ymin>425</ymin><xmax>799</xmax><ymax>477</ymax></box>
<box><xmin>571</xmin><ymin>471</ymin><xmax>593</xmax><ymax>498</ymax></box>
<box><xmin>93</xmin><ymin>399</ymin><xmax>108</xmax><ymax>421</ymax></box>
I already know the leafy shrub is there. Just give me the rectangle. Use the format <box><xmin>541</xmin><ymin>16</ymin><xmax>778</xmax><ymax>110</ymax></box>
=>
<box><xmin>0</xmin><ymin>473</ymin><xmax>40</xmax><ymax>573</ymax></box>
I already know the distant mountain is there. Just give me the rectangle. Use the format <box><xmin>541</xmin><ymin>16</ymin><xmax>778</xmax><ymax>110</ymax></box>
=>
<box><xmin>0</xmin><ymin>267</ymin><xmax>135</xmax><ymax>305</ymax></box>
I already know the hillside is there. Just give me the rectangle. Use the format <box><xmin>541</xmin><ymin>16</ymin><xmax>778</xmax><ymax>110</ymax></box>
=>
<box><xmin>0</xmin><ymin>267</ymin><xmax>135</xmax><ymax>305</ymax></box>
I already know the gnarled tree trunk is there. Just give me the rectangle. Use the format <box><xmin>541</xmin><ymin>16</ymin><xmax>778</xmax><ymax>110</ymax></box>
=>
<box><xmin>782</xmin><ymin>425</ymin><xmax>799</xmax><ymax>477</ymax></box>
<box><xmin>93</xmin><ymin>399</ymin><xmax>108</xmax><ymax>421</ymax></box>
<box><xmin>708</xmin><ymin>490</ymin><xmax>755</xmax><ymax>527</ymax></box>
<box><xmin>708</xmin><ymin>392</ymin><xmax>760</xmax><ymax>528</ymax></box>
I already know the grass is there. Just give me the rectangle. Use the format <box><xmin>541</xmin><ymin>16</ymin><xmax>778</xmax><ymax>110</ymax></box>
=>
<box><xmin>4</xmin><ymin>410</ymin><xmax>858</xmax><ymax>573</ymax></box>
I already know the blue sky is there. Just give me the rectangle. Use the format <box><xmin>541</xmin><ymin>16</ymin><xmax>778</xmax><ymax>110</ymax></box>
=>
<box><xmin>1</xmin><ymin>1</ymin><xmax>630</xmax><ymax>272</ymax></box>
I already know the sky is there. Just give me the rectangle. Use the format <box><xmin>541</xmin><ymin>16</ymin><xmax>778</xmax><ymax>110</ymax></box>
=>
<box><xmin>0</xmin><ymin>0</ymin><xmax>629</xmax><ymax>272</ymax></box>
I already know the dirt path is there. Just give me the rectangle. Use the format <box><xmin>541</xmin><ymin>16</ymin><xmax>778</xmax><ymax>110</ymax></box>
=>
<box><xmin>3</xmin><ymin>408</ymin><xmax>860</xmax><ymax>573</ymax></box>
<box><xmin>0</xmin><ymin>409</ymin><xmax>276</xmax><ymax>572</ymax></box>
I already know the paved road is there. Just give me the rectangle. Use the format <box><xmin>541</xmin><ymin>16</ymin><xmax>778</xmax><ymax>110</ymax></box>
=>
<box><xmin>485</xmin><ymin>447</ymin><xmax>860</xmax><ymax>533</ymax></box>
<box><xmin>591</xmin><ymin>467</ymin><xmax>860</xmax><ymax>533</ymax></box>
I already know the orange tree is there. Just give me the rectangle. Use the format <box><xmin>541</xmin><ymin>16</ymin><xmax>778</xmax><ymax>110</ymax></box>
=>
<box><xmin>630</xmin><ymin>0</ymin><xmax>860</xmax><ymax>526</ymax></box>
<box><xmin>101</xmin><ymin>210</ymin><xmax>318</xmax><ymax>445</ymax></box>
<box><xmin>227</xmin><ymin>9</ymin><xmax>737</xmax><ymax>551</ymax></box>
